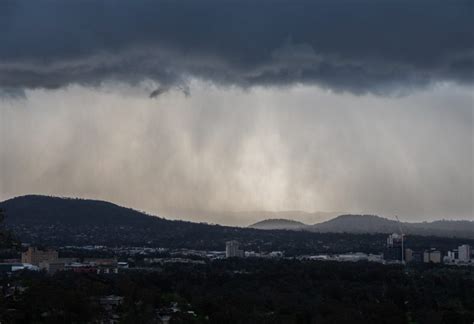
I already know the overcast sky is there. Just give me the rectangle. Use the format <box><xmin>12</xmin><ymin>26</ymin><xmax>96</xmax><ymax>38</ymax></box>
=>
<box><xmin>0</xmin><ymin>0</ymin><xmax>472</xmax><ymax>225</ymax></box>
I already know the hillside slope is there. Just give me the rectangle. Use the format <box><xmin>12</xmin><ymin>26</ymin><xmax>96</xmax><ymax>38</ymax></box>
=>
<box><xmin>310</xmin><ymin>214</ymin><xmax>474</xmax><ymax>238</ymax></box>
<box><xmin>248</xmin><ymin>214</ymin><xmax>474</xmax><ymax>238</ymax></box>
<box><xmin>249</xmin><ymin>219</ymin><xmax>307</xmax><ymax>230</ymax></box>
<box><xmin>0</xmin><ymin>195</ymin><xmax>159</xmax><ymax>226</ymax></box>
<box><xmin>311</xmin><ymin>214</ymin><xmax>399</xmax><ymax>233</ymax></box>
<box><xmin>0</xmin><ymin>195</ymin><xmax>223</xmax><ymax>247</ymax></box>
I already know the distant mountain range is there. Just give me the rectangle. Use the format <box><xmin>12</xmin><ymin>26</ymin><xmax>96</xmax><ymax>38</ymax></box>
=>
<box><xmin>249</xmin><ymin>214</ymin><xmax>474</xmax><ymax>238</ymax></box>
<box><xmin>158</xmin><ymin>209</ymin><xmax>340</xmax><ymax>227</ymax></box>
<box><xmin>1</xmin><ymin>195</ymin><xmax>473</xmax><ymax>245</ymax></box>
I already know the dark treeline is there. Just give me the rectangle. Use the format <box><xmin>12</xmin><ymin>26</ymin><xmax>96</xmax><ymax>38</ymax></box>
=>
<box><xmin>9</xmin><ymin>216</ymin><xmax>474</xmax><ymax>257</ymax></box>
<box><xmin>8</xmin><ymin>221</ymin><xmax>474</xmax><ymax>256</ymax></box>
<box><xmin>1</xmin><ymin>259</ymin><xmax>473</xmax><ymax>323</ymax></box>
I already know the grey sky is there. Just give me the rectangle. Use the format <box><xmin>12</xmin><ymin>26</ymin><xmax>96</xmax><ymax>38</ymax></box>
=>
<box><xmin>1</xmin><ymin>81</ymin><xmax>472</xmax><ymax>225</ymax></box>
<box><xmin>0</xmin><ymin>0</ymin><xmax>472</xmax><ymax>225</ymax></box>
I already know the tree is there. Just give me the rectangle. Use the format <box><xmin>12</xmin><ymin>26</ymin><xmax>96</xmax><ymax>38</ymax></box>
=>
<box><xmin>0</xmin><ymin>208</ymin><xmax>19</xmax><ymax>249</ymax></box>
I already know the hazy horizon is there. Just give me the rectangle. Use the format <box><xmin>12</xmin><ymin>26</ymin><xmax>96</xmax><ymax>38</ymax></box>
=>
<box><xmin>2</xmin><ymin>193</ymin><xmax>473</xmax><ymax>227</ymax></box>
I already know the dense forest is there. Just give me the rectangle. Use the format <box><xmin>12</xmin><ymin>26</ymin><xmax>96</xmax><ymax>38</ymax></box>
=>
<box><xmin>1</xmin><ymin>259</ymin><xmax>473</xmax><ymax>323</ymax></box>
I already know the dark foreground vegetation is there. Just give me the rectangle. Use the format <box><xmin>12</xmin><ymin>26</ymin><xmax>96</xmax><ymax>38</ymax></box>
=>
<box><xmin>1</xmin><ymin>259</ymin><xmax>473</xmax><ymax>324</ymax></box>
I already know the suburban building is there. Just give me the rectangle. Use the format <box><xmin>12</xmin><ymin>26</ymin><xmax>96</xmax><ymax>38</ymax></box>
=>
<box><xmin>384</xmin><ymin>233</ymin><xmax>403</xmax><ymax>262</ymax></box>
<box><xmin>423</xmin><ymin>250</ymin><xmax>441</xmax><ymax>264</ymax></box>
<box><xmin>39</xmin><ymin>260</ymin><xmax>65</xmax><ymax>274</ymax></box>
<box><xmin>444</xmin><ymin>250</ymin><xmax>459</xmax><ymax>264</ymax></box>
<box><xmin>21</xmin><ymin>247</ymin><xmax>58</xmax><ymax>266</ymax></box>
<box><xmin>404</xmin><ymin>249</ymin><xmax>422</xmax><ymax>263</ymax></box>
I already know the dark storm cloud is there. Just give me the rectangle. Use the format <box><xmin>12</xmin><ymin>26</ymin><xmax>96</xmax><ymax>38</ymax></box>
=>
<box><xmin>0</xmin><ymin>0</ymin><xmax>473</xmax><ymax>93</ymax></box>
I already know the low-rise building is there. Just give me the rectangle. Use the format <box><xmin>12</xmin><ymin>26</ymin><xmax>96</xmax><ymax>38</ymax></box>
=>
<box><xmin>21</xmin><ymin>247</ymin><xmax>58</xmax><ymax>266</ymax></box>
<box><xmin>39</xmin><ymin>260</ymin><xmax>65</xmax><ymax>274</ymax></box>
<box><xmin>83</xmin><ymin>258</ymin><xmax>117</xmax><ymax>266</ymax></box>
<box><xmin>0</xmin><ymin>263</ymin><xmax>39</xmax><ymax>273</ymax></box>
<box><xmin>269</xmin><ymin>251</ymin><xmax>284</xmax><ymax>258</ymax></box>
<box><xmin>423</xmin><ymin>250</ymin><xmax>441</xmax><ymax>264</ymax></box>
<box><xmin>117</xmin><ymin>261</ymin><xmax>129</xmax><ymax>269</ymax></box>
<box><xmin>404</xmin><ymin>249</ymin><xmax>422</xmax><ymax>263</ymax></box>
<box><xmin>444</xmin><ymin>250</ymin><xmax>459</xmax><ymax>264</ymax></box>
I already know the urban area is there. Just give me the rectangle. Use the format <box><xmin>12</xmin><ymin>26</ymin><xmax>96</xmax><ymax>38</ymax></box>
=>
<box><xmin>1</xmin><ymin>233</ymin><xmax>473</xmax><ymax>275</ymax></box>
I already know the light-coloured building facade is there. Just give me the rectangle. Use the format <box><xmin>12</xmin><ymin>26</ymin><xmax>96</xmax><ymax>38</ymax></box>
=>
<box><xmin>226</xmin><ymin>241</ymin><xmax>244</xmax><ymax>258</ymax></box>
<box><xmin>423</xmin><ymin>250</ymin><xmax>441</xmax><ymax>264</ymax></box>
<box><xmin>21</xmin><ymin>247</ymin><xmax>58</xmax><ymax>266</ymax></box>
<box><xmin>405</xmin><ymin>249</ymin><xmax>413</xmax><ymax>263</ymax></box>
<box><xmin>458</xmin><ymin>245</ymin><xmax>471</xmax><ymax>262</ymax></box>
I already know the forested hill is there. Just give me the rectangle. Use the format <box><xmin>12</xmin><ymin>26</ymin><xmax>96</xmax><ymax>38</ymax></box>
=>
<box><xmin>0</xmin><ymin>195</ymin><xmax>243</xmax><ymax>249</ymax></box>
<box><xmin>0</xmin><ymin>195</ymin><xmax>160</xmax><ymax>226</ymax></box>
<box><xmin>250</xmin><ymin>214</ymin><xmax>474</xmax><ymax>239</ymax></box>
<box><xmin>249</xmin><ymin>219</ymin><xmax>307</xmax><ymax>230</ymax></box>
<box><xmin>1</xmin><ymin>195</ymin><xmax>473</xmax><ymax>252</ymax></box>
<box><xmin>312</xmin><ymin>214</ymin><xmax>474</xmax><ymax>238</ymax></box>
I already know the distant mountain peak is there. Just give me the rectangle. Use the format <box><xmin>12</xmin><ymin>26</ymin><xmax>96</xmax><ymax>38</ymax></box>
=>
<box><xmin>0</xmin><ymin>194</ymin><xmax>161</xmax><ymax>226</ymax></box>
<box><xmin>248</xmin><ymin>213</ymin><xmax>473</xmax><ymax>238</ymax></box>
<box><xmin>331</xmin><ymin>214</ymin><xmax>384</xmax><ymax>220</ymax></box>
<box><xmin>249</xmin><ymin>219</ymin><xmax>307</xmax><ymax>230</ymax></box>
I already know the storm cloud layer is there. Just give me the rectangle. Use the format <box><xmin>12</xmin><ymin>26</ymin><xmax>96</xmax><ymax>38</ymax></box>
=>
<box><xmin>1</xmin><ymin>0</ymin><xmax>473</xmax><ymax>94</ymax></box>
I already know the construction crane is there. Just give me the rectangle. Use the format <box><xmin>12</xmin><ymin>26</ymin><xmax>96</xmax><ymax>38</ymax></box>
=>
<box><xmin>395</xmin><ymin>215</ymin><xmax>405</xmax><ymax>264</ymax></box>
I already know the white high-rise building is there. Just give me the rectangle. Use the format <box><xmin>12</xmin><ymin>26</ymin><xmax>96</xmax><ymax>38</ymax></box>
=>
<box><xmin>458</xmin><ymin>245</ymin><xmax>471</xmax><ymax>262</ymax></box>
<box><xmin>226</xmin><ymin>240</ymin><xmax>244</xmax><ymax>258</ymax></box>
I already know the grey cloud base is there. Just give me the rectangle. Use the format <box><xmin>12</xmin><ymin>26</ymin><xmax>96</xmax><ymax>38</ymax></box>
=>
<box><xmin>1</xmin><ymin>83</ymin><xmax>472</xmax><ymax>222</ymax></box>
<box><xmin>1</xmin><ymin>0</ymin><xmax>472</xmax><ymax>94</ymax></box>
